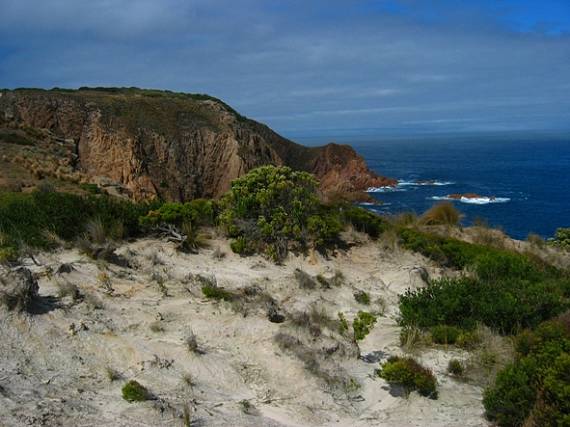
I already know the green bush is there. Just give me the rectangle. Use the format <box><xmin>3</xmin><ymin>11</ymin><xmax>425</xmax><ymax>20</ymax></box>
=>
<box><xmin>447</xmin><ymin>359</ymin><xmax>464</xmax><ymax>376</ymax></box>
<box><xmin>342</xmin><ymin>206</ymin><xmax>387</xmax><ymax>238</ymax></box>
<box><xmin>551</xmin><ymin>227</ymin><xmax>570</xmax><ymax>250</ymax></box>
<box><xmin>0</xmin><ymin>191</ymin><xmax>157</xmax><ymax>254</ymax></box>
<box><xmin>139</xmin><ymin>199</ymin><xmax>214</xmax><ymax>228</ymax></box>
<box><xmin>353</xmin><ymin>311</ymin><xmax>377</xmax><ymax>341</ymax></box>
<box><xmin>201</xmin><ymin>285</ymin><xmax>234</xmax><ymax>301</ymax></box>
<box><xmin>483</xmin><ymin>313</ymin><xmax>570</xmax><ymax>426</ymax></box>
<box><xmin>218</xmin><ymin>166</ymin><xmax>342</xmax><ymax>261</ymax></box>
<box><xmin>400</xmin><ymin>276</ymin><xmax>568</xmax><ymax>334</ymax></box>
<box><xmin>378</xmin><ymin>356</ymin><xmax>438</xmax><ymax>398</ymax></box>
<box><xmin>430</xmin><ymin>325</ymin><xmax>462</xmax><ymax>345</ymax></box>
<box><xmin>121</xmin><ymin>380</ymin><xmax>150</xmax><ymax>402</ymax></box>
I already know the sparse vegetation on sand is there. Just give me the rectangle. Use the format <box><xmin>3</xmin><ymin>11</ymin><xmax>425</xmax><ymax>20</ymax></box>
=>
<box><xmin>378</xmin><ymin>356</ymin><xmax>438</xmax><ymax>398</ymax></box>
<box><xmin>121</xmin><ymin>380</ymin><xmax>150</xmax><ymax>402</ymax></box>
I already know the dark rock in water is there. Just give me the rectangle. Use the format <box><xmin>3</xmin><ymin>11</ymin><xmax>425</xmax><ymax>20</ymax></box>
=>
<box><xmin>0</xmin><ymin>268</ymin><xmax>39</xmax><ymax>312</ymax></box>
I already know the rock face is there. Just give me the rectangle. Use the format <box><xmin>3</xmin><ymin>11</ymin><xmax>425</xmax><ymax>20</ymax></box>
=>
<box><xmin>0</xmin><ymin>88</ymin><xmax>395</xmax><ymax>201</ymax></box>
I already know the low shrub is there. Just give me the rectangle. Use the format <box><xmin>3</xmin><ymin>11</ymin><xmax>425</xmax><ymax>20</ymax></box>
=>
<box><xmin>378</xmin><ymin>356</ymin><xmax>438</xmax><ymax>398</ymax></box>
<box><xmin>353</xmin><ymin>311</ymin><xmax>377</xmax><ymax>341</ymax></box>
<box><xmin>483</xmin><ymin>313</ymin><xmax>570</xmax><ymax>426</ymax></box>
<box><xmin>430</xmin><ymin>325</ymin><xmax>462</xmax><ymax>345</ymax></box>
<box><xmin>342</xmin><ymin>205</ymin><xmax>387</xmax><ymax>238</ymax></box>
<box><xmin>121</xmin><ymin>380</ymin><xmax>150</xmax><ymax>402</ymax></box>
<box><xmin>201</xmin><ymin>284</ymin><xmax>233</xmax><ymax>301</ymax></box>
<box><xmin>551</xmin><ymin>227</ymin><xmax>570</xmax><ymax>250</ymax></box>
<box><xmin>353</xmin><ymin>290</ymin><xmax>370</xmax><ymax>305</ymax></box>
<box><xmin>447</xmin><ymin>359</ymin><xmax>464</xmax><ymax>376</ymax></box>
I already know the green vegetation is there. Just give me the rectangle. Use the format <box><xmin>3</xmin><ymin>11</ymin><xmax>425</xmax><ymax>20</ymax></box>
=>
<box><xmin>399</xmin><ymin>229</ymin><xmax>570</xmax><ymax>334</ymax></box>
<box><xmin>201</xmin><ymin>284</ymin><xmax>233</xmax><ymax>301</ymax></box>
<box><xmin>0</xmin><ymin>130</ymin><xmax>34</xmax><ymax>146</ymax></box>
<box><xmin>483</xmin><ymin>312</ymin><xmax>570</xmax><ymax>426</ymax></box>
<box><xmin>430</xmin><ymin>325</ymin><xmax>462</xmax><ymax>345</ymax></box>
<box><xmin>218</xmin><ymin>165</ymin><xmax>343</xmax><ymax>261</ymax></box>
<box><xmin>353</xmin><ymin>311</ymin><xmax>377</xmax><ymax>341</ymax></box>
<box><xmin>353</xmin><ymin>290</ymin><xmax>370</xmax><ymax>305</ymax></box>
<box><xmin>121</xmin><ymin>380</ymin><xmax>150</xmax><ymax>402</ymax></box>
<box><xmin>447</xmin><ymin>359</ymin><xmax>465</xmax><ymax>377</ymax></box>
<box><xmin>342</xmin><ymin>205</ymin><xmax>388</xmax><ymax>238</ymax></box>
<box><xmin>551</xmin><ymin>227</ymin><xmax>570</xmax><ymax>250</ymax></box>
<box><xmin>378</xmin><ymin>356</ymin><xmax>438</xmax><ymax>398</ymax></box>
<box><xmin>0</xmin><ymin>191</ymin><xmax>158</xmax><ymax>259</ymax></box>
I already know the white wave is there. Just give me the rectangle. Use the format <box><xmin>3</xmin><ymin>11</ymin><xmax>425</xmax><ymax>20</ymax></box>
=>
<box><xmin>430</xmin><ymin>196</ymin><xmax>511</xmax><ymax>205</ymax></box>
<box><xmin>367</xmin><ymin>186</ymin><xmax>406</xmax><ymax>193</ymax></box>
<box><xmin>398</xmin><ymin>180</ymin><xmax>455</xmax><ymax>187</ymax></box>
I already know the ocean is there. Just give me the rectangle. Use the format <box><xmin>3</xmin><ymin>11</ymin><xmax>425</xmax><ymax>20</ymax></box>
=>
<box><xmin>293</xmin><ymin>132</ymin><xmax>570</xmax><ymax>240</ymax></box>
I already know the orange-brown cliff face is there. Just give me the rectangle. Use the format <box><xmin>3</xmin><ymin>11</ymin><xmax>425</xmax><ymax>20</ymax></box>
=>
<box><xmin>0</xmin><ymin>88</ymin><xmax>395</xmax><ymax>201</ymax></box>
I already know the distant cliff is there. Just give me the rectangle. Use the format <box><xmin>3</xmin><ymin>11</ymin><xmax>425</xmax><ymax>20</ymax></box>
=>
<box><xmin>0</xmin><ymin>88</ymin><xmax>395</xmax><ymax>201</ymax></box>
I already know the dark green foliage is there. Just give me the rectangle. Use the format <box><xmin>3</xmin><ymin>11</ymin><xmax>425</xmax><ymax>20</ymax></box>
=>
<box><xmin>378</xmin><ymin>356</ymin><xmax>438</xmax><ymax>398</ymax></box>
<box><xmin>483</xmin><ymin>313</ymin><xmax>570</xmax><ymax>426</ymax></box>
<box><xmin>0</xmin><ymin>191</ymin><xmax>157</xmax><ymax>255</ymax></box>
<box><xmin>430</xmin><ymin>325</ymin><xmax>462</xmax><ymax>345</ymax></box>
<box><xmin>80</xmin><ymin>183</ymin><xmax>101</xmax><ymax>194</ymax></box>
<box><xmin>447</xmin><ymin>359</ymin><xmax>464</xmax><ymax>376</ymax></box>
<box><xmin>121</xmin><ymin>380</ymin><xmax>150</xmax><ymax>402</ymax></box>
<box><xmin>353</xmin><ymin>290</ymin><xmax>370</xmax><ymax>305</ymax></box>
<box><xmin>338</xmin><ymin>312</ymin><xmax>349</xmax><ymax>335</ymax></box>
<box><xmin>201</xmin><ymin>285</ymin><xmax>234</xmax><ymax>301</ymax></box>
<box><xmin>552</xmin><ymin>227</ymin><xmax>570</xmax><ymax>250</ymax></box>
<box><xmin>342</xmin><ymin>206</ymin><xmax>387</xmax><ymax>238</ymax></box>
<box><xmin>0</xmin><ymin>130</ymin><xmax>34</xmax><ymax>146</ymax></box>
<box><xmin>398</xmin><ymin>229</ymin><xmax>570</xmax><ymax>334</ymax></box>
<box><xmin>353</xmin><ymin>311</ymin><xmax>377</xmax><ymax>341</ymax></box>
<box><xmin>400</xmin><ymin>276</ymin><xmax>568</xmax><ymax>334</ymax></box>
<box><xmin>139</xmin><ymin>199</ymin><xmax>214</xmax><ymax>228</ymax></box>
<box><xmin>219</xmin><ymin>166</ymin><xmax>343</xmax><ymax>260</ymax></box>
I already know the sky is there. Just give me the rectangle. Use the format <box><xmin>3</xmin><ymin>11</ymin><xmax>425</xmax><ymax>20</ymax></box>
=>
<box><xmin>0</xmin><ymin>0</ymin><xmax>569</xmax><ymax>136</ymax></box>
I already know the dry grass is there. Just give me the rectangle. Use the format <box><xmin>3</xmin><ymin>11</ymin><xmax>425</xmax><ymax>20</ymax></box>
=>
<box><xmin>420</xmin><ymin>202</ymin><xmax>461</xmax><ymax>226</ymax></box>
<box><xmin>294</xmin><ymin>268</ymin><xmax>318</xmax><ymax>290</ymax></box>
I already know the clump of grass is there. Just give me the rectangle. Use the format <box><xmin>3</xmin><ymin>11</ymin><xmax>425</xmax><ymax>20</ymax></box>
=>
<box><xmin>56</xmin><ymin>281</ymin><xmax>83</xmax><ymax>303</ymax></box>
<box><xmin>378</xmin><ymin>356</ymin><xmax>438</xmax><ymax>399</ymax></box>
<box><xmin>105</xmin><ymin>367</ymin><xmax>122</xmax><ymax>382</ymax></box>
<box><xmin>201</xmin><ymin>284</ymin><xmax>233</xmax><ymax>301</ymax></box>
<box><xmin>338</xmin><ymin>312</ymin><xmax>349</xmax><ymax>335</ymax></box>
<box><xmin>149</xmin><ymin>321</ymin><xmax>165</xmax><ymax>333</ymax></box>
<box><xmin>353</xmin><ymin>311</ymin><xmax>377</xmax><ymax>341</ymax></box>
<box><xmin>447</xmin><ymin>359</ymin><xmax>465</xmax><ymax>377</ymax></box>
<box><xmin>185</xmin><ymin>329</ymin><xmax>201</xmax><ymax>354</ymax></box>
<box><xmin>430</xmin><ymin>325</ymin><xmax>462</xmax><ymax>345</ymax></box>
<box><xmin>353</xmin><ymin>290</ymin><xmax>370</xmax><ymax>305</ymax></box>
<box><xmin>212</xmin><ymin>246</ymin><xmax>226</xmax><ymax>260</ymax></box>
<box><xmin>294</xmin><ymin>268</ymin><xmax>318</xmax><ymax>290</ymax></box>
<box><xmin>527</xmin><ymin>232</ymin><xmax>545</xmax><ymax>248</ymax></box>
<box><xmin>420</xmin><ymin>202</ymin><xmax>461</xmax><ymax>226</ymax></box>
<box><xmin>121</xmin><ymin>380</ymin><xmax>150</xmax><ymax>402</ymax></box>
<box><xmin>97</xmin><ymin>271</ymin><xmax>114</xmax><ymax>295</ymax></box>
<box><xmin>239</xmin><ymin>399</ymin><xmax>255</xmax><ymax>415</ymax></box>
<box><xmin>400</xmin><ymin>325</ymin><xmax>427</xmax><ymax>353</ymax></box>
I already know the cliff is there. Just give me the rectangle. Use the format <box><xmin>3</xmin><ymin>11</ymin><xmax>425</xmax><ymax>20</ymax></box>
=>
<box><xmin>0</xmin><ymin>88</ymin><xmax>395</xmax><ymax>201</ymax></box>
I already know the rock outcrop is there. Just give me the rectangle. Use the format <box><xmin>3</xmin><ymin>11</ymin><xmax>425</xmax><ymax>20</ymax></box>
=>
<box><xmin>0</xmin><ymin>88</ymin><xmax>395</xmax><ymax>201</ymax></box>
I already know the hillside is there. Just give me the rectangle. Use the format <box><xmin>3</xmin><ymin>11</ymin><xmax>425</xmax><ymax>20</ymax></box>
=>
<box><xmin>0</xmin><ymin>87</ymin><xmax>395</xmax><ymax>201</ymax></box>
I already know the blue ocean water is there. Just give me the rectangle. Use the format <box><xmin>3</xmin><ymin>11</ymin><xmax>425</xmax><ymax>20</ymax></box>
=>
<box><xmin>294</xmin><ymin>133</ymin><xmax>570</xmax><ymax>240</ymax></box>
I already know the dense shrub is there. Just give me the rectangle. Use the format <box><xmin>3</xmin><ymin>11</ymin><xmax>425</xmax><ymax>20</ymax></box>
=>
<box><xmin>430</xmin><ymin>325</ymin><xmax>462</xmax><ymax>345</ymax></box>
<box><xmin>342</xmin><ymin>205</ymin><xmax>387</xmax><ymax>238</ymax></box>
<box><xmin>201</xmin><ymin>284</ymin><xmax>234</xmax><ymax>301</ymax></box>
<box><xmin>121</xmin><ymin>380</ymin><xmax>150</xmax><ymax>402</ymax></box>
<box><xmin>551</xmin><ymin>227</ymin><xmax>570</xmax><ymax>250</ymax></box>
<box><xmin>139</xmin><ymin>199</ymin><xmax>214</xmax><ymax>228</ymax></box>
<box><xmin>0</xmin><ymin>191</ymin><xmax>157</xmax><ymax>255</ymax></box>
<box><xmin>218</xmin><ymin>166</ymin><xmax>343</xmax><ymax>261</ymax></box>
<box><xmin>378</xmin><ymin>356</ymin><xmax>438</xmax><ymax>398</ymax></box>
<box><xmin>400</xmin><ymin>277</ymin><xmax>568</xmax><ymax>334</ymax></box>
<box><xmin>353</xmin><ymin>311</ymin><xmax>377</xmax><ymax>341</ymax></box>
<box><xmin>484</xmin><ymin>314</ymin><xmax>570</xmax><ymax>426</ymax></box>
<box><xmin>353</xmin><ymin>290</ymin><xmax>370</xmax><ymax>305</ymax></box>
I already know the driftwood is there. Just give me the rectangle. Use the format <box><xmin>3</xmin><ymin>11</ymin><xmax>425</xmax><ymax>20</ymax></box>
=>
<box><xmin>157</xmin><ymin>224</ymin><xmax>186</xmax><ymax>243</ymax></box>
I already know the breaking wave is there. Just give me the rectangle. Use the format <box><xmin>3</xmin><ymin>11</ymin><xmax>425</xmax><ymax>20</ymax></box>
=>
<box><xmin>430</xmin><ymin>196</ymin><xmax>511</xmax><ymax>205</ymax></box>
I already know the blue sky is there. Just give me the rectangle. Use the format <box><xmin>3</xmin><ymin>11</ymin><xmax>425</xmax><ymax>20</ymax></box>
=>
<box><xmin>0</xmin><ymin>0</ymin><xmax>569</xmax><ymax>135</ymax></box>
